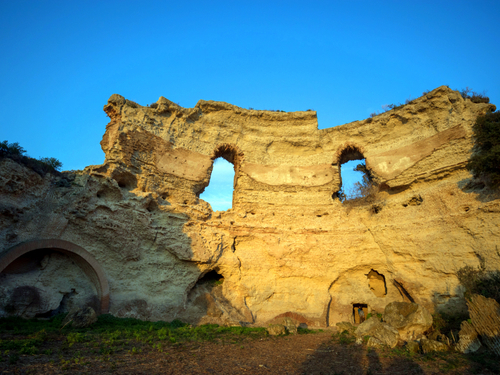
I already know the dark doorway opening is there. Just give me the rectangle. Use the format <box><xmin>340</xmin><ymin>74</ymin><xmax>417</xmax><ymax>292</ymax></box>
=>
<box><xmin>196</xmin><ymin>270</ymin><xmax>224</xmax><ymax>287</ymax></box>
<box><xmin>353</xmin><ymin>303</ymin><xmax>368</xmax><ymax>324</ymax></box>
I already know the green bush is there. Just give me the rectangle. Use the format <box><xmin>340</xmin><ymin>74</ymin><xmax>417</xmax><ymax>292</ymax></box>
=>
<box><xmin>460</xmin><ymin>87</ymin><xmax>490</xmax><ymax>104</ymax></box>
<box><xmin>466</xmin><ymin>111</ymin><xmax>500</xmax><ymax>186</ymax></box>
<box><xmin>38</xmin><ymin>157</ymin><xmax>63</xmax><ymax>171</ymax></box>
<box><xmin>338</xmin><ymin>161</ymin><xmax>377</xmax><ymax>204</ymax></box>
<box><xmin>0</xmin><ymin>140</ymin><xmax>63</xmax><ymax>175</ymax></box>
<box><xmin>457</xmin><ymin>259</ymin><xmax>500</xmax><ymax>303</ymax></box>
<box><xmin>0</xmin><ymin>140</ymin><xmax>26</xmax><ymax>156</ymax></box>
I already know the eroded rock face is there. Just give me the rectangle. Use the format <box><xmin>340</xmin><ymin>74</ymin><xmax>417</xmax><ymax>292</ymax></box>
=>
<box><xmin>1</xmin><ymin>86</ymin><xmax>500</xmax><ymax>327</ymax></box>
<box><xmin>421</xmin><ymin>339</ymin><xmax>449</xmax><ymax>353</ymax></box>
<box><xmin>456</xmin><ymin>320</ymin><xmax>481</xmax><ymax>354</ymax></box>
<box><xmin>383</xmin><ymin>302</ymin><xmax>433</xmax><ymax>341</ymax></box>
<box><xmin>355</xmin><ymin>317</ymin><xmax>400</xmax><ymax>348</ymax></box>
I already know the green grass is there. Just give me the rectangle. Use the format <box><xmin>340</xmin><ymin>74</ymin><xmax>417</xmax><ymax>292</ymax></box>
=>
<box><xmin>0</xmin><ymin>314</ymin><xmax>269</xmax><ymax>357</ymax></box>
<box><xmin>0</xmin><ymin>313</ymin><xmax>280</xmax><ymax>372</ymax></box>
<box><xmin>333</xmin><ymin>330</ymin><xmax>355</xmax><ymax>345</ymax></box>
<box><xmin>297</xmin><ymin>327</ymin><xmax>322</xmax><ymax>334</ymax></box>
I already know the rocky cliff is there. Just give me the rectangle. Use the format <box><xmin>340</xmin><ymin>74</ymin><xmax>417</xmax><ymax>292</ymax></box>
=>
<box><xmin>1</xmin><ymin>86</ymin><xmax>499</xmax><ymax>327</ymax></box>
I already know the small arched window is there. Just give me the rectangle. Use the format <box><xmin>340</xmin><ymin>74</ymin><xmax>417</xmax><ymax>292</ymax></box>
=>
<box><xmin>335</xmin><ymin>144</ymin><xmax>372</xmax><ymax>202</ymax></box>
<box><xmin>199</xmin><ymin>144</ymin><xmax>242</xmax><ymax>211</ymax></box>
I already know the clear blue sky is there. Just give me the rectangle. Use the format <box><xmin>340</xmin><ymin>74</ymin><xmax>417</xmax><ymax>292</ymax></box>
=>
<box><xmin>2</xmin><ymin>1</ymin><xmax>499</xmax><ymax>210</ymax></box>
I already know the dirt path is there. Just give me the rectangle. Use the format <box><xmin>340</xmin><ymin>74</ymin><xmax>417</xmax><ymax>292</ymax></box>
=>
<box><xmin>1</xmin><ymin>331</ymin><xmax>499</xmax><ymax>374</ymax></box>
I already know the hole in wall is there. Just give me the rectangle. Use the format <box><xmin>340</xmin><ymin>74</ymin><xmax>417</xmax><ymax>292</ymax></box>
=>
<box><xmin>353</xmin><ymin>303</ymin><xmax>368</xmax><ymax>324</ymax></box>
<box><xmin>335</xmin><ymin>145</ymin><xmax>373</xmax><ymax>202</ymax></box>
<box><xmin>367</xmin><ymin>269</ymin><xmax>387</xmax><ymax>297</ymax></box>
<box><xmin>199</xmin><ymin>157</ymin><xmax>235</xmax><ymax>211</ymax></box>
<box><xmin>338</xmin><ymin>160</ymin><xmax>372</xmax><ymax>201</ymax></box>
<box><xmin>196</xmin><ymin>270</ymin><xmax>224</xmax><ymax>287</ymax></box>
<box><xmin>112</xmin><ymin>171</ymin><xmax>137</xmax><ymax>190</ymax></box>
<box><xmin>145</xmin><ymin>199</ymin><xmax>158</xmax><ymax>212</ymax></box>
<box><xmin>402</xmin><ymin>195</ymin><xmax>423</xmax><ymax>207</ymax></box>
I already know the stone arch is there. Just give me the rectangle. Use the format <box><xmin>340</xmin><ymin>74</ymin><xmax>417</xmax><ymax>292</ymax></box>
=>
<box><xmin>0</xmin><ymin>239</ymin><xmax>109</xmax><ymax>314</ymax></box>
<box><xmin>334</xmin><ymin>142</ymin><xmax>366</xmax><ymax>166</ymax></box>
<box><xmin>211</xmin><ymin>143</ymin><xmax>244</xmax><ymax>179</ymax></box>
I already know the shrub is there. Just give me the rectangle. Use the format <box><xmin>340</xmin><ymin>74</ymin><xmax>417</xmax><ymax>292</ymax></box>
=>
<box><xmin>456</xmin><ymin>259</ymin><xmax>500</xmax><ymax>303</ymax></box>
<box><xmin>0</xmin><ymin>140</ymin><xmax>26</xmax><ymax>156</ymax></box>
<box><xmin>338</xmin><ymin>161</ymin><xmax>377</xmax><ymax>203</ymax></box>
<box><xmin>466</xmin><ymin>111</ymin><xmax>500</xmax><ymax>187</ymax></box>
<box><xmin>38</xmin><ymin>157</ymin><xmax>63</xmax><ymax>171</ymax></box>
<box><xmin>0</xmin><ymin>140</ymin><xmax>63</xmax><ymax>175</ymax></box>
<box><xmin>460</xmin><ymin>87</ymin><xmax>490</xmax><ymax>104</ymax></box>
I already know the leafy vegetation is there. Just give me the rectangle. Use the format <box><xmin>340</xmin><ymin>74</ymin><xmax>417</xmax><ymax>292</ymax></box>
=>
<box><xmin>456</xmin><ymin>258</ymin><xmax>500</xmax><ymax>302</ymax></box>
<box><xmin>0</xmin><ymin>313</ymin><xmax>277</xmax><ymax>371</ymax></box>
<box><xmin>338</xmin><ymin>161</ymin><xmax>378</xmax><ymax>206</ymax></box>
<box><xmin>466</xmin><ymin>110</ymin><xmax>500</xmax><ymax>187</ymax></box>
<box><xmin>0</xmin><ymin>140</ymin><xmax>63</xmax><ymax>175</ymax></box>
<box><xmin>460</xmin><ymin>87</ymin><xmax>490</xmax><ymax>104</ymax></box>
<box><xmin>332</xmin><ymin>330</ymin><xmax>356</xmax><ymax>345</ymax></box>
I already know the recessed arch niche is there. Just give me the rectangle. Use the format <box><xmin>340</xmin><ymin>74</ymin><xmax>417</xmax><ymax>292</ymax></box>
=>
<box><xmin>0</xmin><ymin>239</ymin><xmax>109</xmax><ymax>315</ymax></box>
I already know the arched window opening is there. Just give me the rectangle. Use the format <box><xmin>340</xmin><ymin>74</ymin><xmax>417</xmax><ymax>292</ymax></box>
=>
<box><xmin>338</xmin><ymin>160</ymin><xmax>371</xmax><ymax>201</ymax></box>
<box><xmin>199</xmin><ymin>157</ymin><xmax>235</xmax><ymax>211</ymax></box>
<box><xmin>199</xmin><ymin>144</ymin><xmax>242</xmax><ymax>212</ymax></box>
<box><xmin>335</xmin><ymin>145</ymin><xmax>373</xmax><ymax>202</ymax></box>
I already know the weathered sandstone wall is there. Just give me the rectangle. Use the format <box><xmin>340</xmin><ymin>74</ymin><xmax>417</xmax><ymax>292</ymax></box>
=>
<box><xmin>1</xmin><ymin>86</ymin><xmax>499</xmax><ymax>327</ymax></box>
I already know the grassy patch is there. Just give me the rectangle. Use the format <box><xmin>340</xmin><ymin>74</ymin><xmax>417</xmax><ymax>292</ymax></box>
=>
<box><xmin>0</xmin><ymin>314</ymin><xmax>272</xmax><ymax>372</ymax></box>
<box><xmin>332</xmin><ymin>330</ymin><xmax>356</xmax><ymax>345</ymax></box>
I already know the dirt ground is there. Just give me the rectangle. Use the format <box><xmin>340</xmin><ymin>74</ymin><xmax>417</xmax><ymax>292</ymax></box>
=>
<box><xmin>1</xmin><ymin>330</ymin><xmax>499</xmax><ymax>374</ymax></box>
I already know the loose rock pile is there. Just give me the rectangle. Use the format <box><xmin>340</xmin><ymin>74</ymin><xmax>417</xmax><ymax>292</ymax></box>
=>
<box><xmin>335</xmin><ymin>298</ymin><xmax>500</xmax><ymax>357</ymax></box>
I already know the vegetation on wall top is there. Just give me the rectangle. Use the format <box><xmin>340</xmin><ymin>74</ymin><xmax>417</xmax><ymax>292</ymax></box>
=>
<box><xmin>0</xmin><ymin>140</ymin><xmax>62</xmax><ymax>175</ymax></box>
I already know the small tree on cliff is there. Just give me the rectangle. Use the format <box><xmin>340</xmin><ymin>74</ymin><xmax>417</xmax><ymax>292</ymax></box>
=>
<box><xmin>466</xmin><ymin>111</ymin><xmax>500</xmax><ymax>187</ymax></box>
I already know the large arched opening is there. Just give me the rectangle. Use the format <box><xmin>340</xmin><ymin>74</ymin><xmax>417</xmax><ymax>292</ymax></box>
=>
<box><xmin>199</xmin><ymin>144</ymin><xmax>243</xmax><ymax>211</ymax></box>
<box><xmin>0</xmin><ymin>239</ymin><xmax>109</xmax><ymax>317</ymax></box>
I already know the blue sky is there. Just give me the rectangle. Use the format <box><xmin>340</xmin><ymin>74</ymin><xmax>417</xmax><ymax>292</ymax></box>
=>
<box><xmin>1</xmin><ymin>1</ymin><xmax>499</xmax><ymax>210</ymax></box>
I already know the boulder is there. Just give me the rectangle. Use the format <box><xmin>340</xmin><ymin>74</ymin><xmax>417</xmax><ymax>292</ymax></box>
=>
<box><xmin>62</xmin><ymin>307</ymin><xmax>97</xmax><ymax>328</ymax></box>
<box><xmin>421</xmin><ymin>339</ymin><xmax>449</xmax><ymax>353</ymax></box>
<box><xmin>370</xmin><ymin>323</ymin><xmax>400</xmax><ymax>348</ymax></box>
<box><xmin>282</xmin><ymin>317</ymin><xmax>298</xmax><ymax>334</ymax></box>
<box><xmin>356</xmin><ymin>316</ymin><xmax>400</xmax><ymax>348</ymax></box>
<box><xmin>383</xmin><ymin>302</ymin><xmax>433</xmax><ymax>341</ymax></box>
<box><xmin>455</xmin><ymin>320</ymin><xmax>481</xmax><ymax>354</ymax></box>
<box><xmin>367</xmin><ymin>337</ymin><xmax>384</xmax><ymax>348</ymax></box>
<box><xmin>406</xmin><ymin>341</ymin><xmax>421</xmax><ymax>354</ymax></box>
<box><xmin>336</xmin><ymin>321</ymin><xmax>357</xmax><ymax>335</ymax></box>
<box><xmin>267</xmin><ymin>324</ymin><xmax>286</xmax><ymax>336</ymax></box>
<box><xmin>355</xmin><ymin>316</ymin><xmax>381</xmax><ymax>338</ymax></box>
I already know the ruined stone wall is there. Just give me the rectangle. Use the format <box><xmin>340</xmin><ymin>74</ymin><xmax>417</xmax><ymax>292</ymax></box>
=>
<box><xmin>1</xmin><ymin>86</ymin><xmax>499</xmax><ymax>327</ymax></box>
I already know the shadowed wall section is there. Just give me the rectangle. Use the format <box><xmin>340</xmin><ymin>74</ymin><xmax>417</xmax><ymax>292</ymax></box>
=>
<box><xmin>0</xmin><ymin>239</ymin><xmax>109</xmax><ymax>314</ymax></box>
